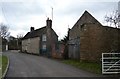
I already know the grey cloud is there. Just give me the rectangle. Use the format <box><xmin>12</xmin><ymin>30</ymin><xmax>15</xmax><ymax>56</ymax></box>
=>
<box><xmin>9</xmin><ymin>23</ymin><xmax>29</xmax><ymax>31</ymax></box>
<box><xmin>1</xmin><ymin>2</ymin><xmax>44</xmax><ymax>21</ymax></box>
<box><xmin>56</xmin><ymin>2</ymin><xmax>117</xmax><ymax>17</ymax></box>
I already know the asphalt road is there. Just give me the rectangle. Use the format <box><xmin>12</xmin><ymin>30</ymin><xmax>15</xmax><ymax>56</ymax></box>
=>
<box><xmin>3</xmin><ymin>51</ymin><xmax>99</xmax><ymax>77</ymax></box>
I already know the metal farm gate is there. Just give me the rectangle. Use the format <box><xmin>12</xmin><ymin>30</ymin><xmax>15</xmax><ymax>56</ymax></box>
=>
<box><xmin>102</xmin><ymin>53</ymin><xmax>120</xmax><ymax>74</ymax></box>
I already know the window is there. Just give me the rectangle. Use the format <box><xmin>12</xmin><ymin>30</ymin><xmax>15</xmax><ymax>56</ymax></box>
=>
<box><xmin>81</xmin><ymin>24</ymin><xmax>84</xmax><ymax>31</ymax></box>
<box><xmin>42</xmin><ymin>44</ymin><xmax>46</xmax><ymax>50</ymax></box>
<box><xmin>80</xmin><ymin>24</ymin><xmax>87</xmax><ymax>31</ymax></box>
<box><xmin>42</xmin><ymin>34</ymin><xmax>46</xmax><ymax>41</ymax></box>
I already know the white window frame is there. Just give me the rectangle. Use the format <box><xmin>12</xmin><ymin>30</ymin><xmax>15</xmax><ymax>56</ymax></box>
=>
<box><xmin>42</xmin><ymin>44</ymin><xmax>46</xmax><ymax>50</ymax></box>
<box><xmin>42</xmin><ymin>34</ymin><xmax>46</xmax><ymax>41</ymax></box>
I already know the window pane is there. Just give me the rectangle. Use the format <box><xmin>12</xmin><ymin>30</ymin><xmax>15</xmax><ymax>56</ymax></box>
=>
<box><xmin>42</xmin><ymin>44</ymin><xmax>46</xmax><ymax>50</ymax></box>
<box><xmin>42</xmin><ymin>34</ymin><xmax>46</xmax><ymax>41</ymax></box>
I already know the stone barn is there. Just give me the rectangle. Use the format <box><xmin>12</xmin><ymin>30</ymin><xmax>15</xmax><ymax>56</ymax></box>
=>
<box><xmin>68</xmin><ymin>10</ymin><xmax>120</xmax><ymax>62</ymax></box>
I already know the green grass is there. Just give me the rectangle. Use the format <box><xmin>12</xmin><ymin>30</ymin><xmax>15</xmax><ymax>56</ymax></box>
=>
<box><xmin>0</xmin><ymin>55</ymin><xmax>2</xmax><ymax>78</ymax></box>
<box><xmin>0</xmin><ymin>55</ymin><xmax>8</xmax><ymax>78</ymax></box>
<box><xmin>62</xmin><ymin>59</ymin><xmax>102</xmax><ymax>74</ymax></box>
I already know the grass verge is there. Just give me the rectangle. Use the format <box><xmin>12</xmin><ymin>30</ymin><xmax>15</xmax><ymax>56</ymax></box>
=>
<box><xmin>0</xmin><ymin>55</ymin><xmax>2</xmax><ymax>78</ymax></box>
<box><xmin>62</xmin><ymin>59</ymin><xmax>101</xmax><ymax>74</ymax></box>
<box><xmin>0</xmin><ymin>55</ymin><xmax>8</xmax><ymax>77</ymax></box>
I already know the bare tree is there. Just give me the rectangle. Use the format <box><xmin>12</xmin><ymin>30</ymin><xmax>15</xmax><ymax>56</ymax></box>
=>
<box><xmin>0</xmin><ymin>23</ymin><xmax>10</xmax><ymax>38</ymax></box>
<box><xmin>105</xmin><ymin>10</ymin><xmax>119</xmax><ymax>28</ymax></box>
<box><xmin>105</xmin><ymin>10</ymin><xmax>120</xmax><ymax>52</ymax></box>
<box><xmin>17</xmin><ymin>34</ymin><xmax>23</xmax><ymax>39</ymax></box>
<box><xmin>17</xmin><ymin>34</ymin><xmax>23</xmax><ymax>50</ymax></box>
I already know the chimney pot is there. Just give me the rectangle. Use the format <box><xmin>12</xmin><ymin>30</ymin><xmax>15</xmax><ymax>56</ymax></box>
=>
<box><xmin>30</xmin><ymin>27</ymin><xmax>34</xmax><ymax>32</ymax></box>
<box><xmin>46</xmin><ymin>18</ymin><xmax>52</xmax><ymax>28</ymax></box>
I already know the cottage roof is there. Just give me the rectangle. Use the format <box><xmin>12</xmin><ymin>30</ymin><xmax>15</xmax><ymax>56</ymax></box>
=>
<box><xmin>22</xmin><ymin>26</ymin><xmax>46</xmax><ymax>40</ymax></box>
<box><xmin>22</xmin><ymin>26</ymin><xmax>58</xmax><ymax>40</ymax></box>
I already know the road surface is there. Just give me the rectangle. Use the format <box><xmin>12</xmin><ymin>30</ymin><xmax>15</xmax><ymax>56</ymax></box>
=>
<box><xmin>3</xmin><ymin>51</ymin><xmax>99</xmax><ymax>77</ymax></box>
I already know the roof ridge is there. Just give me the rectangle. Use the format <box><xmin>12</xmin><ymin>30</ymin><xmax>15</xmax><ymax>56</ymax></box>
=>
<box><xmin>34</xmin><ymin>26</ymin><xmax>46</xmax><ymax>31</ymax></box>
<box><xmin>71</xmin><ymin>10</ymin><xmax>102</xmax><ymax>30</ymax></box>
<box><xmin>83</xmin><ymin>10</ymin><xmax>102</xmax><ymax>25</ymax></box>
<box><xmin>22</xmin><ymin>26</ymin><xmax>46</xmax><ymax>40</ymax></box>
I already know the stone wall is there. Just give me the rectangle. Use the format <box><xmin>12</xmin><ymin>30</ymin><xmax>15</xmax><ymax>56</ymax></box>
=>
<box><xmin>68</xmin><ymin>11</ymin><xmax>102</xmax><ymax>60</ymax></box>
<box><xmin>80</xmin><ymin>24</ymin><xmax>103</xmax><ymax>62</ymax></box>
<box><xmin>46</xmin><ymin>27</ymin><xmax>58</xmax><ymax>57</ymax></box>
<box><xmin>68</xmin><ymin>11</ymin><xmax>120</xmax><ymax>62</ymax></box>
<box><xmin>22</xmin><ymin>37</ymin><xmax>40</xmax><ymax>54</ymax></box>
<box><xmin>69</xmin><ymin>23</ymin><xmax>120</xmax><ymax>62</ymax></box>
<box><xmin>52</xmin><ymin>43</ymin><xmax>64</xmax><ymax>59</ymax></box>
<box><xmin>80</xmin><ymin>24</ymin><xmax>120</xmax><ymax>62</ymax></box>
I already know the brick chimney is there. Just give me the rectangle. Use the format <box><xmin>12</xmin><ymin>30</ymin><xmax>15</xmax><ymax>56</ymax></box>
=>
<box><xmin>30</xmin><ymin>27</ymin><xmax>34</xmax><ymax>32</ymax></box>
<box><xmin>46</xmin><ymin>18</ymin><xmax>52</xmax><ymax>28</ymax></box>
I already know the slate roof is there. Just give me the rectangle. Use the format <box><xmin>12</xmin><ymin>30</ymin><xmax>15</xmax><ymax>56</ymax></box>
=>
<box><xmin>22</xmin><ymin>26</ymin><xmax>58</xmax><ymax>40</ymax></box>
<box><xmin>22</xmin><ymin>26</ymin><xmax>46</xmax><ymax>40</ymax></box>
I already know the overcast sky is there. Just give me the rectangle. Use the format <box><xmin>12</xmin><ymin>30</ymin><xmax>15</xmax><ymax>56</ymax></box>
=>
<box><xmin>0</xmin><ymin>0</ymin><xmax>119</xmax><ymax>40</ymax></box>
